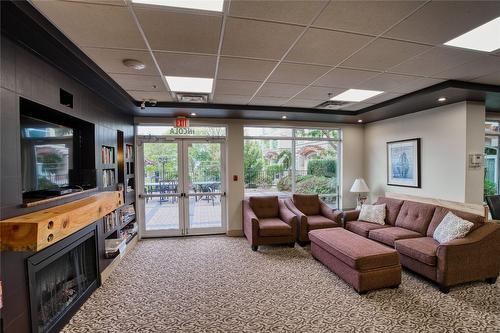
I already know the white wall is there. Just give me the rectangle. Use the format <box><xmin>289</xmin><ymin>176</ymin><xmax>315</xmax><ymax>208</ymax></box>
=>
<box><xmin>135</xmin><ymin>117</ymin><xmax>364</xmax><ymax>235</ymax></box>
<box><xmin>364</xmin><ymin>101</ymin><xmax>485</xmax><ymax>204</ymax></box>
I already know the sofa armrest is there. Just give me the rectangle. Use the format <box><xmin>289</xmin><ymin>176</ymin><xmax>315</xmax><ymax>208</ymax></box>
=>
<box><xmin>284</xmin><ymin>198</ymin><xmax>306</xmax><ymax>222</ymax></box>
<box><xmin>279</xmin><ymin>199</ymin><xmax>297</xmax><ymax>228</ymax></box>
<box><xmin>242</xmin><ymin>200</ymin><xmax>259</xmax><ymax>244</ymax></box>
<box><xmin>320</xmin><ymin>201</ymin><xmax>342</xmax><ymax>225</ymax></box>
<box><xmin>342</xmin><ymin>210</ymin><xmax>360</xmax><ymax>222</ymax></box>
<box><xmin>436</xmin><ymin>222</ymin><xmax>500</xmax><ymax>286</ymax></box>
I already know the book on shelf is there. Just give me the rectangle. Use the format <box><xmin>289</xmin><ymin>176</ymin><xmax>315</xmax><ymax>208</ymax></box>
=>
<box><xmin>102</xmin><ymin>169</ymin><xmax>115</xmax><ymax>187</ymax></box>
<box><xmin>101</xmin><ymin>146</ymin><xmax>114</xmax><ymax>164</ymax></box>
<box><xmin>103</xmin><ymin>211</ymin><xmax>119</xmax><ymax>234</ymax></box>
<box><xmin>125</xmin><ymin>145</ymin><xmax>134</xmax><ymax>160</ymax></box>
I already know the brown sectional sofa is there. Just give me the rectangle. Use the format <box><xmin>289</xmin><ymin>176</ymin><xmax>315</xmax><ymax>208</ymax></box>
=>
<box><xmin>343</xmin><ymin>197</ymin><xmax>500</xmax><ymax>292</ymax></box>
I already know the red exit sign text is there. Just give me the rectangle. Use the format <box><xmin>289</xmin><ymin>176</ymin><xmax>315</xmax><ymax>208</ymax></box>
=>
<box><xmin>175</xmin><ymin>117</ymin><xmax>189</xmax><ymax>128</ymax></box>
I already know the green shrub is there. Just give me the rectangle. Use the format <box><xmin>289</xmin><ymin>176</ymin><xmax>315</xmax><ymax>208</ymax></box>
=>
<box><xmin>484</xmin><ymin>179</ymin><xmax>497</xmax><ymax>199</ymax></box>
<box><xmin>296</xmin><ymin>175</ymin><xmax>336</xmax><ymax>194</ymax></box>
<box><xmin>307</xmin><ymin>159</ymin><xmax>336</xmax><ymax>178</ymax></box>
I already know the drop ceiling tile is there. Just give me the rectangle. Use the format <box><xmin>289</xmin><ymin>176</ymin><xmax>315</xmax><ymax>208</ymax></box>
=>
<box><xmin>356</xmin><ymin>73</ymin><xmax>419</xmax><ymax>93</ymax></box>
<box><xmin>64</xmin><ymin>0</ymin><xmax>126</xmax><ymax>6</ymax></box>
<box><xmin>213</xmin><ymin>94</ymin><xmax>252</xmax><ymax>104</ymax></box>
<box><xmin>343</xmin><ymin>38</ymin><xmax>431</xmax><ymax>71</ymax></box>
<box><xmin>387</xmin><ymin>46</ymin><xmax>485</xmax><ymax>77</ymax></box>
<box><xmin>342</xmin><ymin>102</ymin><xmax>374</xmax><ymax>111</ymax></box>
<box><xmin>154</xmin><ymin>52</ymin><xmax>217</xmax><ymax>78</ymax></box>
<box><xmin>249</xmin><ymin>96</ymin><xmax>289</xmax><ymax>106</ymax></box>
<box><xmin>214</xmin><ymin>80</ymin><xmax>261</xmax><ymax>96</ymax></box>
<box><xmin>313</xmin><ymin>1</ymin><xmax>423</xmax><ymax>35</ymax></box>
<box><xmin>217</xmin><ymin>57</ymin><xmax>277</xmax><ymax>81</ymax></box>
<box><xmin>229</xmin><ymin>0</ymin><xmax>326</xmax><ymax>25</ymax></box>
<box><xmin>363</xmin><ymin>92</ymin><xmax>403</xmax><ymax>104</ymax></box>
<box><xmin>257</xmin><ymin>83</ymin><xmax>305</xmax><ymax>98</ymax></box>
<box><xmin>284</xmin><ymin>98</ymin><xmax>322</xmax><ymax>108</ymax></box>
<box><xmin>286</xmin><ymin>28</ymin><xmax>373</xmax><ymax>66</ymax></box>
<box><xmin>222</xmin><ymin>18</ymin><xmax>303</xmax><ymax>59</ymax></box>
<box><xmin>82</xmin><ymin>48</ymin><xmax>157</xmax><ymax>75</ymax></box>
<box><xmin>313</xmin><ymin>68</ymin><xmax>379</xmax><ymax>88</ymax></box>
<box><xmin>268</xmin><ymin>63</ymin><xmax>330</xmax><ymax>85</ymax></box>
<box><xmin>393</xmin><ymin>77</ymin><xmax>444</xmax><ymax>94</ymax></box>
<box><xmin>33</xmin><ymin>1</ymin><xmax>146</xmax><ymax>49</ymax></box>
<box><xmin>295</xmin><ymin>86</ymin><xmax>343</xmax><ymax>100</ymax></box>
<box><xmin>433</xmin><ymin>55</ymin><xmax>500</xmax><ymax>81</ymax></box>
<box><xmin>109</xmin><ymin>73</ymin><xmax>164</xmax><ymax>91</ymax></box>
<box><xmin>135</xmin><ymin>8</ymin><xmax>222</xmax><ymax>54</ymax></box>
<box><xmin>128</xmin><ymin>90</ymin><xmax>172</xmax><ymax>102</ymax></box>
<box><xmin>472</xmin><ymin>72</ymin><xmax>500</xmax><ymax>86</ymax></box>
<box><xmin>384</xmin><ymin>1</ymin><xmax>500</xmax><ymax>45</ymax></box>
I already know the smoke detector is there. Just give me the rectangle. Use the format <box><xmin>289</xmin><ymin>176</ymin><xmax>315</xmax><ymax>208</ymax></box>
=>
<box><xmin>123</xmin><ymin>59</ymin><xmax>146</xmax><ymax>71</ymax></box>
<box><xmin>176</xmin><ymin>93</ymin><xmax>209</xmax><ymax>103</ymax></box>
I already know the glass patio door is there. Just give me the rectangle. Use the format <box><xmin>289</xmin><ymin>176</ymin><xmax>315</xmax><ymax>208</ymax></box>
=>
<box><xmin>137</xmin><ymin>138</ymin><xmax>226</xmax><ymax>237</ymax></box>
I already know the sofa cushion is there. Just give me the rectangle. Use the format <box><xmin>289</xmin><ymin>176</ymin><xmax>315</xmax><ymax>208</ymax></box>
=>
<box><xmin>395</xmin><ymin>237</ymin><xmax>439</xmax><ymax>266</ymax></box>
<box><xmin>307</xmin><ymin>215</ymin><xmax>337</xmax><ymax>230</ymax></box>
<box><xmin>346</xmin><ymin>220</ymin><xmax>390</xmax><ymax>238</ymax></box>
<box><xmin>369</xmin><ymin>227</ymin><xmax>422</xmax><ymax>246</ymax></box>
<box><xmin>309</xmin><ymin>228</ymin><xmax>399</xmax><ymax>271</ymax></box>
<box><xmin>249</xmin><ymin>196</ymin><xmax>279</xmax><ymax>219</ymax></box>
<box><xmin>433</xmin><ymin>212</ymin><xmax>474</xmax><ymax>244</ymax></box>
<box><xmin>293</xmin><ymin>194</ymin><xmax>320</xmax><ymax>216</ymax></box>
<box><xmin>258</xmin><ymin>218</ymin><xmax>291</xmax><ymax>237</ymax></box>
<box><xmin>374</xmin><ymin>197</ymin><xmax>404</xmax><ymax>225</ymax></box>
<box><xmin>427</xmin><ymin>206</ymin><xmax>485</xmax><ymax>237</ymax></box>
<box><xmin>395</xmin><ymin>201</ymin><xmax>436</xmax><ymax>235</ymax></box>
<box><xmin>359</xmin><ymin>204</ymin><xmax>386</xmax><ymax>225</ymax></box>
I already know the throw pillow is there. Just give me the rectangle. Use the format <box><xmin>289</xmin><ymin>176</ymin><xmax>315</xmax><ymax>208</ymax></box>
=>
<box><xmin>359</xmin><ymin>204</ymin><xmax>386</xmax><ymax>225</ymax></box>
<box><xmin>433</xmin><ymin>212</ymin><xmax>474</xmax><ymax>244</ymax></box>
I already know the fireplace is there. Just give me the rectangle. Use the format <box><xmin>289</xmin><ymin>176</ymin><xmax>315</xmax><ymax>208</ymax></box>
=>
<box><xmin>27</xmin><ymin>224</ymin><xmax>99</xmax><ymax>333</ymax></box>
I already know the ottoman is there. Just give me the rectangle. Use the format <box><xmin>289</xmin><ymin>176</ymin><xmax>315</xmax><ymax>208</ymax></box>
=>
<box><xmin>309</xmin><ymin>228</ymin><xmax>401</xmax><ymax>294</ymax></box>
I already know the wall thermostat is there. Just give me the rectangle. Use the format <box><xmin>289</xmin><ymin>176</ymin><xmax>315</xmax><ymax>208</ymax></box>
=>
<box><xmin>469</xmin><ymin>153</ymin><xmax>484</xmax><ymax>168</ymax></box>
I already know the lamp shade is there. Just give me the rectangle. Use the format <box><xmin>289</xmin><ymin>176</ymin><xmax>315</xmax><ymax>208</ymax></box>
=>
<box><xmin>350</xmin><ymin>178</ymin><xmax>369</xmax><ymax>193</ymax></box>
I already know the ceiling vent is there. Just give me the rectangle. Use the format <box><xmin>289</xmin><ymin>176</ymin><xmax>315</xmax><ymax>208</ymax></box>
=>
<box><xmin>314</xmin><ymin>100</ymin><xmax>354</xmax><ymax>110</ymax></box>
<box><xmin>176</xmin><ymin>93</ymin><xmax>209</xmax><ymax>103</ymax></box>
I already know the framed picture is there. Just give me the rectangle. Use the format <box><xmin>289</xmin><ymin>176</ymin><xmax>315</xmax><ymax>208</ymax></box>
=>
<box><xmin>387</xmin><ymin>138</ymin><xmax>421</xmax><ymax>188</ymax></box>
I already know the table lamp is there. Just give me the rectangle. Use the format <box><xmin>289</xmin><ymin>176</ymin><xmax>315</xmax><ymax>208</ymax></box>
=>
<box><xmin>350</xmin><ymin>178</ymin><xmax>370</xmax><ymax>209</ymax></box>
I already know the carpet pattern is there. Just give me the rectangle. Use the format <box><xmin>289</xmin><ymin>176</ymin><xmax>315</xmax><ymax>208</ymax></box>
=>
<box><xmin>63</xmin><ymin>236</ymin><xmax>499</xmax><ymax>332</ymax></box>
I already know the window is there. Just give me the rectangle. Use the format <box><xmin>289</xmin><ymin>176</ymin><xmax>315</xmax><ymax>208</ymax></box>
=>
<box><xmin>485</xmin><ymin>121</ymin><xmax>500</xmax><ymax>200</ymax></box>
<box><xmin>244</xmin><ymin>127</ymin><xmax>341</xmax><ymax>208</ymax></box>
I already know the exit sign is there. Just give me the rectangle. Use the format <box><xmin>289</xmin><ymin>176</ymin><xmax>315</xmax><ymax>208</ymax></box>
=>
<box><xmin>175</xmin><ymin>117</ymin><xmax>189</xmax><ymax>128</ymax></box>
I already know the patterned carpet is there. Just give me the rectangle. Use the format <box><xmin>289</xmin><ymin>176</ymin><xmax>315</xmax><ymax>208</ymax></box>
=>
<box><xmin>63</xmin><ymin>236</ymin><xmax>499</xmax><ymax>333</ymax></box>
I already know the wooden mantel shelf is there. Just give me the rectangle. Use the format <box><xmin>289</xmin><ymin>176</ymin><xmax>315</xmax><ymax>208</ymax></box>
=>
<box><xmin>0</xmin><ymin>191</ymin><xmax>123</xmax><ymax>252</ymax></box>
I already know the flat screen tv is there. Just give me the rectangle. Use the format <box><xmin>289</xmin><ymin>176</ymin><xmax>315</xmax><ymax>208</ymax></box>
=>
<box><xmin>20</xmin><ymin>115</ymin><xmax>74</xmax><ymax>193</ymax></box>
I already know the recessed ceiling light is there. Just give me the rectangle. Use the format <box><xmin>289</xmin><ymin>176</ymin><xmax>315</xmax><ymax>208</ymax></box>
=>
<box><xmin>330</xmin><ymin>89</ymin><xmax>383</xmax><ymax>102</ymax></box>
<box><xmin>122</xmin><ymin>59</ymin><xmax>145</xmax><ymax>70</ymax></box>
<box><xmin>165</xmin><ymin>76</ymin><xmax>213</xmax><ymax>93</ymax></box>
<box><xmin>444</xmin><ymin>16</ymin><xmax>500</xmax><ymax>52</ymax></box>
<box><xmin>438</xmin><ymin>97</ymin><xmax>447</xmax><ymax>102</ymax></box>
<box><xmin>357</xmin><ymin>119</ymin><xmax>363</xmax><ymax>123</ymax></box>
<box><xmin>190</xmin><ymin>112</ymin><xmax>197</xmax><ymax>116</ymax></box>
<box><xmin>281</xmin><ymin>115</ymin><xmax>287</xmax><ymax>119</ymax></box>
<box><xmin>132</xmin><ymin>0</ymin><xmax>223</xmax><ymax>12</ymax></box>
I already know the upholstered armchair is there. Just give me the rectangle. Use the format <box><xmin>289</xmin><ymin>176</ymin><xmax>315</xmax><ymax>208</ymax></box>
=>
<box><xmin>285</xmin><ymin>194</ymin><xmax>342</xmax><ymax>245</ymax></box>
<box><xmin>243</xmin><ymin>196</ymin><xmax>297</xmax><ymax>251</ymax></box>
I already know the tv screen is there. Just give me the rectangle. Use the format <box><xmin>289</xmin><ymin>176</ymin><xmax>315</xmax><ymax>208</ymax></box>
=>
<box><xmin>20</xmin><ymin>115</ymin><xmax>74</xmax><ymax>193</ymax></box>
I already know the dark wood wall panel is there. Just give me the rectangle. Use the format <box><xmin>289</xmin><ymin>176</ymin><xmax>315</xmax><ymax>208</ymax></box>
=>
<box><xmin>0</xmin><ymin>36</ymin><xmax>134</xmax><ymax>219</ymax></box>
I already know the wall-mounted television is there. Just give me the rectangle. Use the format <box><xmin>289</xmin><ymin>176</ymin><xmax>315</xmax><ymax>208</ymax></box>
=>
<box><xmin>20</xmin><ymin>98</ymin><xmax>96</xmax><ymax>200</ymax></box>
<box><xmin>21</xmin><ymin>115</ymin><xmax>74</xmax><ymax>193</ymax></box>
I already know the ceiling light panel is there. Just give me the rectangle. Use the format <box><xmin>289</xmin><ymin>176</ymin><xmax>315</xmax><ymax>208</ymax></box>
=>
<box><xmin>444</xmin><ymin>16</ymin><xmax>500</xmax><ymax>52</ymax></box>
<box><xmin>330</xmin><ymin>89</ymin><xmax>383</xmax><ymax>102</ymax></box>
<box><xmin>165</xmin><ymin>76</ymin><xmax>213</xmax><ymax>93</ymax></box>
<box><xmin>132</xmin><ymin>0</ymin><xmax>223</xmax><ymax>12</ymax></box>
